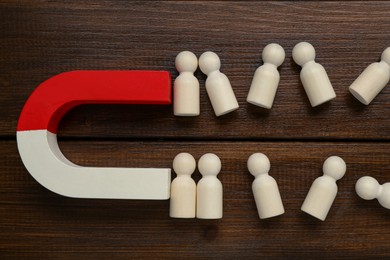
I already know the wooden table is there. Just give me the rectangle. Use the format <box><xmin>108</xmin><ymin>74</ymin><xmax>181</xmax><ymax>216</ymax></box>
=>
<box><xmin>1</xmin><ymin>1</ymin><xmax>389</xmax><ymax>259</ymax></box>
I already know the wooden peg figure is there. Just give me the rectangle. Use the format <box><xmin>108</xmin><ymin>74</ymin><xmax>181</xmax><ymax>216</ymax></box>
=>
<box><xmin>199</xmin><ymin>51</ymin><xmax>239</xmax><ymax>116</ymax></box>
<box><xmin>173</xmin><ymin>51</ymin><xmax>200</xmax><ymax>116</ymax></box>
<box><xmin>292</xmin><ymin>42</ymin><xmax>336</xmax><ymax>107</ymax></box>
<box><xmin>248</xmin><ymin>153</ymin><xmax>285</xmax><ymax>219</ymax></box>
<box><xmin>247</xmin><ymin>43</ymin><xmax>285</xmax><ymax>109</ymax></box>
<box><xmin>301</xmin><ymin>156</ymin><xmax>346</xmax><ymax>221</ymax></box>
<box><xmin>196</xmin><ymin>153</ymin><xmax>223</xmax><ymax>219</ymax></box>
<box><xmin>355</xmin><ymin>176</ymin><xmax>390</xmax><ymax>210</ymax></box>
<box><xmin>170</xmin><ymin>153</ymin><xmax>197</xmax><ymax>218</ymax></box>
<box><xmin>349</xmin><ymin>47</ymin><xmax>390</xmax><ymax>105</ymax></box>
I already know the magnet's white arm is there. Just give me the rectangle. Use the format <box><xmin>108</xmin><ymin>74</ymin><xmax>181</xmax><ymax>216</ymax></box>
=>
<box><xmin>17</xmin><ymin>130</ymin><xmax>170</xmax><ymax>199</ymax></box>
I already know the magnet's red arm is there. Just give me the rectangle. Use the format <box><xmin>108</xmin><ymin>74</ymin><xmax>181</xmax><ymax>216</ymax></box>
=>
<box><xmin>17</xmin><ymin>70</ymin><xmax>172</xmax><ymax>133</ymax></box>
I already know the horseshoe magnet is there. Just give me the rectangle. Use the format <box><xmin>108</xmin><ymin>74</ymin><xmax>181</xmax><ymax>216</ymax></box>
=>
<box><xmin>17</xmin><ymin>70</ymin><xmax>172</xmax><ymax>200</ymax></box>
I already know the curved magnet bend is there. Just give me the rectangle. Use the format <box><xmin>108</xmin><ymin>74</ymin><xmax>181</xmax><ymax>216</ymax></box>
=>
<box><xmin>17</xmin><ymin>71</ymin><xmax>172</xmax><ymax>199</ymax></box>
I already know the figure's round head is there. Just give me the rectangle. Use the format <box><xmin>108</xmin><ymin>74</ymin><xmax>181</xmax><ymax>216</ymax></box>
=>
<box><xmin>199</xmin><ymin>51</ymin><xmax>221</xmax><ymax>75</ymax></box>
<box><xmin>262</xmin><ymin>43</ymin><xmax>285</xmax><ymax>67</ymax></box>
<box><xmin>247</xmin><ymin>153</ymin><xmax>270</xmax><ymax>177</ymax></box>
<box><xmin>292</xmin><ymin>42</ymin><xmax>316</xmax><ymax>66</ymax></box>
<box><xmin>381</xmin><ymin>47</ymin><xmax>390</xmax><ymax>65</ymax></box>
<box><xmin>322</xmin><ymin>156</ymin><xmax>346</xmax><ymax>180</ymax></box>
<box><xmin>355</xmin><ymin>176</ymin><xmax>380</xmax><ymax>200</ymax></box>
<box><xmin>172</xmin><ymin>152</ymin><xmax>196</xmax><ymax>176</ymax></box>
<box><xmin>198</xmin><ymin>153</ymin><xmax>221</xmax><ymax>177</ymax></box>
<box><xmin>175</xmin><ymin>51</ymin><xmax>198</xmax><ymax>73</ymax></box>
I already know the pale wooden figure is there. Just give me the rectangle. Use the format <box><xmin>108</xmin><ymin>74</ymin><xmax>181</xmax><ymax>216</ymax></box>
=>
<box><xmin>173</xmin><ymin>51</ymin><xmax>200</xmax><ymax>116</ymax></box>
<box><xmin>247</xmin><ymin>43</ymin><xmax>285</xmax><ymax>109</ymax></box>
<box><xmin>301</xmin><ymin>156</ymin><xmax>346</xmax><ymax>221</ymax></box>
<box><xmin>248</xmin><ymin>153</ymin><xmax>285</xmax><ymax>219</ymax></box>
<box><xmin>349</xmin><ymin>47</ymin><xmax>390</xmax><ymax>105</ymax></box>
<box><xmin>292</xmin><ymin>42</ymin><xmax>336</xmax><ymax>107</ymax></box>
<box><xmin>356</xmin><ymin>176</ymin><xmax>390</xmax><ymax>210</ymax></box>
<box><xmin>196</xmin><ymin>153</ymin><xmax>223</xmax><ymax>219</ymax></box>
<box><xmin>199</xmin><ymin>51</ymin><xmax>239</xmax><ymax>116</ymax></box>
<box><xmin>170</xmin><ymin>152</ymin><xmax>197</xmax><ymax>218</ymax></box>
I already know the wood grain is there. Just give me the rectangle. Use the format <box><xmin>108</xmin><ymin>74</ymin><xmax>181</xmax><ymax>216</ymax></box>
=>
<box><xmin>0</xmin><ymin>1</ymin><xmax>389</xmax><ymax>139</ymax></box>
<box><xmin>1</xmin><ymin>1</ymin><xmax>390</xmax><ymax>259</ymax></box>
<box><xmin>1</xmin><ymin>141</ymin><xmax>389</xmax><ymax>259</ymax></box>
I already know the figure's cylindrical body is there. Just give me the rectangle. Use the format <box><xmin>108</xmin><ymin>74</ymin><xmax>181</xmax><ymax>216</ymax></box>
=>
<box><xmin>196</xmin><ymin>176</ymin><xmax>223</xmax><ymax>219</ymax></box>
<box><xmin>252</xmin><ymin>175</ymin><xmax>284</xmax><ymax>219</ymax></box>
<box><xmin>247</xmin><ymin>64</ymin><xmax>280</xmax><ymax>109</ymax></box>
<box><xmin>173</xmin><ymin>72</ymin><xmax>200</xmax><ymax>116</ymax></box>
<box><xmin>301</xmin><ymin>176</ymin><xmax>337</xmax><ymax>221</ymax></box>
<box><xmin>170</xmin><ymin>176</ymin><xmax>196</xmax><ymax>218</ymax></box>
<box><xmin>349</xmin><ymin>62</ymin><xmax>390</xmax><ymax>105</ymax></box>
<box><xmin>300</xmin><ymin>62</ymin><xmax>336</xmax><ymax>107</ymax></box>
<box><xmin>206</xmin><ymin>72</ymin><xmax>239</xmax><ymax>116</ymax></box>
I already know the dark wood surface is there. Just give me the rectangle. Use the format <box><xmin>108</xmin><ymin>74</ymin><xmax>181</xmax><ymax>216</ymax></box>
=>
<box><xmin>1</xmin><ymin>1</ymin><xmax>389</xmax><ymax>259</ymax></box>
